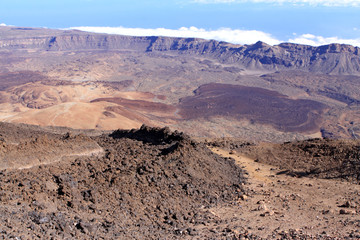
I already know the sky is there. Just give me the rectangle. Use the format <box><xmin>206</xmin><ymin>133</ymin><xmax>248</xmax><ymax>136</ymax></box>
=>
<box><xmin>1</xmin><ymin>0</ymin><xmax>360</xmax><ymax>46</ymax></box>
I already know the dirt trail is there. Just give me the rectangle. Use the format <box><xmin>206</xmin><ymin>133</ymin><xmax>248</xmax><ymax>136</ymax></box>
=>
<box><xmin>209</xmin><ymin>147</ymin><xmax>360</xmax><ymax>239</ymax></box>
<box><xmin>211</xmin><ymin>147</ymin><xmax>273</xmax><ymax>184</ymax></box>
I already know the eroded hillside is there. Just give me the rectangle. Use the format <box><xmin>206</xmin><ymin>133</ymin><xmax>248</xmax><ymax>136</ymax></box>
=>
<box><xmin>0</xmin><ymin>26</ymin><xmax>360</xmax><ymax>141</ymax></box>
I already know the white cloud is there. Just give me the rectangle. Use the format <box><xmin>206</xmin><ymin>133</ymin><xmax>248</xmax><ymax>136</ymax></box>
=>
<box><xmin>289</xmin><ymin>34</ymin><xmax>360</xmax><ymax>47</ymax></box>
<box><xmin>0</xmin><ymin>23</ymin><xmax>6</xmax><ymax>26</ymax></box>
<box><xmin>70</xmin><ymin>26</ymin><xmax>281</xmax><ymax>45</ymax></box>
<box><xmin>70</xmin><ymin>26</ymin><xmax>360</xmax><ymax>47</ymax></box>
<box><xmin>192</xmin><ymin>0</ymin><xmax>360</xmax><ymax>7</ymax></box>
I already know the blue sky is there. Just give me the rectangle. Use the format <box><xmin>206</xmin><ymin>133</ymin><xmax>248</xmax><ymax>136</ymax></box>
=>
<box><xmin>1</xmin><ymin>0</ymin><xmax>360</xmax><ymax>46</ymax></box>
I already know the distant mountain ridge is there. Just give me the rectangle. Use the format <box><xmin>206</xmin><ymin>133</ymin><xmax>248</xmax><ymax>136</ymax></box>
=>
<box><xmin>0</xmin><ymin>26</ymin><xmax>360</xmax><ymax>75</ymax></box>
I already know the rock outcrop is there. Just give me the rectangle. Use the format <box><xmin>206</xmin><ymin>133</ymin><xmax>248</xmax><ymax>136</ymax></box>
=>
<box><xmin>0</xmin><ymin>124</ymin><xmax>245</xmax><ymax>239</ymax></box>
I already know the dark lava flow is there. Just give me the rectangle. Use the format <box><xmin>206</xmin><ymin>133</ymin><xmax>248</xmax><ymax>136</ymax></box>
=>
<box><xmin>179</xmin><ymin>83</ymin><xmax>327</xmax><ymax>133</ymax></box>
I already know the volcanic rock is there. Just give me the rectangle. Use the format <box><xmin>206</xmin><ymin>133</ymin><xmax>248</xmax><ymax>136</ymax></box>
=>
<box><xmin>0</xmin><ymin>124</ymin><xmax>245</xmax><ymax>239</ymax></box>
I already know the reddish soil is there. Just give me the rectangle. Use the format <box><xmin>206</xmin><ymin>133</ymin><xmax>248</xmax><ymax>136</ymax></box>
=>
<box><xmin>104</xmin><ymin>106</ymin><xmax>151</xmax><ymax>123</ymax></box>
<box><xmin>92</xmin><ymin>97</ymin><xmax>176</xmax><ymax>113</ymax></box>
<box><xmin>179</xmin><ymin>83</ymin><xmax>327</xmax><ymax>133</ymax></box>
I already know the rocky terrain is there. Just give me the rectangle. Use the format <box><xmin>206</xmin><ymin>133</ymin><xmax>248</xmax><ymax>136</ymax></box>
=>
<box><xmin>236</xmin><ymin>138</ymin><xmax>360</xmax><ymax>184</ymax></box>
<box><xmin>0</xmin><ymin>123</ymin><xmax>360</xmax><ymax>239</ymax></box>
<box><xmin>0</xmin><ymin>124</ymin><xmax>245</xmax><ymax>239</ymax></box>
<box><xmin>210</xmin><ymin>146</ymin><xmax>360</xmax><ymax>239</ymax></box>
<box><xmin>1</xmin><ymin>27</ymin><xmax>360</xmax><ymax>238</ymax></box>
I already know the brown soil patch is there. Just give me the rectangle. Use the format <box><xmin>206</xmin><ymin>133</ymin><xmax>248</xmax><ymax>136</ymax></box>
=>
<box><xmin>208</xmin><ymin>147</ymin><xmax>360</xmax><ymax>239</ymax></box>
<box><xmin>0</xmin><ymin>122</ymin><xmax>104</xmax><ymax>170</ymax></box>
<box><xmin>237</xmin><ymin>138</ymin><xmax>360</xmax><ymax>183</ymax></box>
<box><xmin>0</xmin><ymin>134</ymin><xmax>103</xmax><ymax>170</ymax></box>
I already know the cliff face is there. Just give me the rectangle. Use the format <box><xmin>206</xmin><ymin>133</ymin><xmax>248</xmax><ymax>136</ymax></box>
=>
<box><xmin>1</xmin><ymin>26</ymin><xmax>360</xmax><ymax>75</ymax></box>
<box><xmin>0</xmin><ymin>34</ymin><xmax>152</xmax><ymax>52</ymax></box>
<box><xmin>147</xmin><ymin>38</ymin><xmax>360</xmax><ymax>75</ymax></box>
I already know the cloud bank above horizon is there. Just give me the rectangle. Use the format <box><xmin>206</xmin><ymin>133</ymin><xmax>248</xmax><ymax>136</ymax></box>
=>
<box><xmin>70</xmin><ymin>26</ymin><xmax>360</xmax><ymax>47</ymax></box>
<box><xmin>192</xmin><ymin>0</ymin><xmax>360</xmax><ymax>7</ymax></box>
